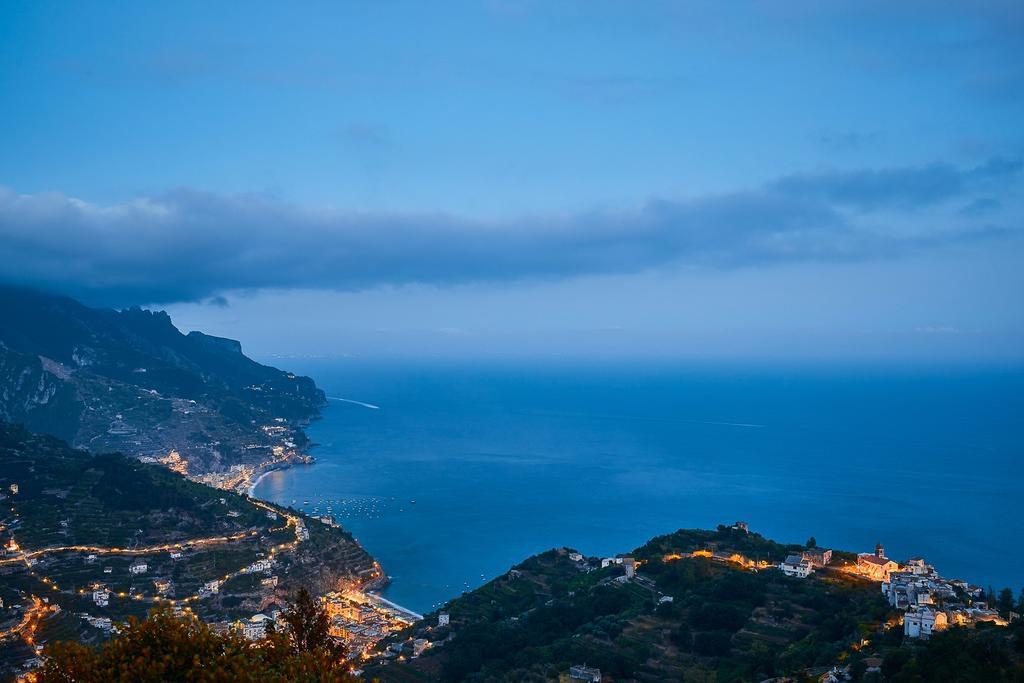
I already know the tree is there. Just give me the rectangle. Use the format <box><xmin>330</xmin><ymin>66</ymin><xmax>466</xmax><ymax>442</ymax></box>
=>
<box><xmin>282</xmin><ymin>587</ymin><xmax>347</xmax><ymax>660</ymax></box>
<box><xmin>996</xmin><ymin>587</ymin><xmax>1015</xmax><ymax>616</ymax></box>
<box><xmin>38</xmin><ymin>597</ymin><xmax>356</xmax><ymax>682</ymax></box>
<box><xmin>806</xmin><ymin>536</ymin><xmax>817</xmax><ymax>549</ymax></box>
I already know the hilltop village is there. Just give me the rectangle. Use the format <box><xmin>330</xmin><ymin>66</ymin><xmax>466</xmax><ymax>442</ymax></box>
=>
<box><xmin>366</xmin><ymin>523</ymin><xmax>1018</xmax><ymax>682</ymax></box>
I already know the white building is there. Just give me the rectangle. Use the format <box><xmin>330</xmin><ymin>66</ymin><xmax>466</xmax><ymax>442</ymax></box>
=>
<box><xmin>904</xmin><ymin>607</ymin><xmax>948</xmax><ymax>639</ymax></box>
<box><xmin>245</xmin><ymin>559</ymin><xmax>273</xmax><ymax>574</ymax></box>
<box><xmin>86</xmin><ymin>616</ymin><xmax>113</xmax><ymax>632</ymax></box>
<box><xmin>438</xmin><ymin>612</ymin><xmax>450</xmax><ymax>627</ymax></box>
<box><xmin>92</xmin><ymin>590</ymin><xmax>109</xmax><ymax>607</ymax></box>
<box><xmin>129</xmin><ymin>562</ymin><xmax>148</xmax><ymax>575</ymax></box>
<box><xmin>779</xmin><ymin>554</ymin><xmax>814</xmax><ymax>578</ymax></box>
<box><xmin>801</xmin><ymin>548</ymin><xmax>832</xmax><ymax>567</ymax></box>
<box><xmin>242</xmin><ymin>621</ymin><xmax>267</xmax><ymax>640</ymax></box>
<box><xmin>601</xmin><ymin>557</ymin><xmax>630</xmax><ymax>569</ymax></box>
<box><xmin>9</xmin><ymin>484</ymin><xmax>18</xmax><ymax>495</ymax></box>
<box><xmin>904</xmin><ymin>557</ymin><xmax>935</xmax><ymax>576</ymax></box>
<box><xmin>568</xmin><ymin>552</ymin><xmax>584</xmax><ymax>562</ymax></box>
<box><xmin>856</xmin><ymin>544</ymin><xmax>899</xmax><ymax>581</ymax></box>
<box><xmin>569</xmin><ymin>664</ymin><xmax>602</xmax><ymax>682</ymax></box>
<box><xmin>622</xmin><ymin>558</ymin><xmax>637</xmax><ymax>579</ymax></box>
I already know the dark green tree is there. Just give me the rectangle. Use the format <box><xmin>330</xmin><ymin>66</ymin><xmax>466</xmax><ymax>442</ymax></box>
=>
<box><xmin>806</xmin><ymin>536</ymin><xmax>817</xmax><ymax>549</ymax></box>
<box><xmin>996</xmin><ymin>587</ymin><xmax>1015</xmax><ymax>616</ymax></box>
<box><xmin>283</xmin><ymin>586</ymin><xmax>347</xmax><ymax>660</ymax></box>
<box><xmin>37</xmin><ymin>606</ymin><xmax>357</xmax><ymax>683</ymax></box>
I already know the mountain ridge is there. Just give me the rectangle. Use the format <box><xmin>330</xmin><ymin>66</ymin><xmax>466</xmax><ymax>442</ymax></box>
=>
<box><xmin>0</xmin><ymin>284</ymin><xmax>324</xmax><ymax>475</ymax></box>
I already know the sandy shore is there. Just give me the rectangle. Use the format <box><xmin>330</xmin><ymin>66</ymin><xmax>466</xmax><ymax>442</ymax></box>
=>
<box><xmin>246</xmin><ymin>468</ymin><xmax>277</xmax><ymax>497</ymax></box>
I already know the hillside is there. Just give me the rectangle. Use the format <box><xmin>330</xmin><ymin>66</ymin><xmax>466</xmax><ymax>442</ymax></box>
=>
<box><xmin>0</xmin><ymin>284</ymin><xmax>324</xmax><ymax>475</ymax></box>
<box><xmin>0</xmin><ymin>424</ymin><xmax>377</xmax><ymax>680</ymax></box>
<box><xmin>366</xmin><ymin>526</ymin><xmax>1021</xmax><ymax>682</ymax></box>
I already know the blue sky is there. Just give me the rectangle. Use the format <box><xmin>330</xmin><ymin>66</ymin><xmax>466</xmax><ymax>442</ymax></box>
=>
<box><xmin>1</xmin><ymin>1</ymin><xmax>1022</xmax><ymax>359</ymax></box>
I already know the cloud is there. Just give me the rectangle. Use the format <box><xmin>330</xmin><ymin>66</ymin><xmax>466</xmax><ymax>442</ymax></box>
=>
<box><xmin>205</xmin><ymin>295</ymin><xmax>230</xmax><ymax>308</ymax></box>
<box><xmin>913</xmin><ymin>326</ymin><xmax>963</xmax><ymax>335</ymax></box>
<box><xmin>0</xmin><ymin>157</ymin><xmax>1019</xmax><ymax>306</ymax></box>
<box><xmin>771</xmin><ymin>157</ymin><xmax>1022</xmax><ymax>210</ymax></box>
<box><xmin>818</xmin><ymin>130</ymin><xmax>883</xmax><ymax>152</ymax></box>
<box><xmin>958</xmin><ymin>197</ymin><xmax>1002</xmax><ymax>217</ymax></box>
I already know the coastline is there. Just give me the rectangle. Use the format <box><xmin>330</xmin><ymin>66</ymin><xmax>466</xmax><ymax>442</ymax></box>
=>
<box><xmin>246</xmin><ymin>468</ymin><xmax>276</xmax><ymax>497</ymax></box>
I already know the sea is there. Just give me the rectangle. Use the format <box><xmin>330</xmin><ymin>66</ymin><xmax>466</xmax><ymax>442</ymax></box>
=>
<box><xmin>254</xmin><ymin>359</ymin><xmax>1023</xmax><ymax>614</ymax></box>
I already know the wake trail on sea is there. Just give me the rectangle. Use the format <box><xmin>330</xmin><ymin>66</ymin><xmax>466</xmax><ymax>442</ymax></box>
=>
<box><xmin>699</xmin><ymin>421</ymin><xmax>764</xmax><ymax>428</ymax></box>
<box><xmin>328</xmin><ymin>396</ymin><xmax>381</xmax><ymax>410</ymax></box>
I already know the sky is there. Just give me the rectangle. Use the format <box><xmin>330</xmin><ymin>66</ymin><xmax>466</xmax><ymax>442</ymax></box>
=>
<box><xmin>1</xmin><ymin>1</ymin><xmax>1022</xmax><ymax>360</ymax></box>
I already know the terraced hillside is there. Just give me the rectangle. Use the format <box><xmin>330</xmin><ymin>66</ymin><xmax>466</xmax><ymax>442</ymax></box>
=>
<box><xmin>0</xmin><ymin>424</ymin><xmax>377</xmax><ymax>680</ymax></box>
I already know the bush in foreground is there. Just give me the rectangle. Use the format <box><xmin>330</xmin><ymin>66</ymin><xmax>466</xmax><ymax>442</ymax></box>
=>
<box><xmin>37</xmin><ymin>589</ymin><xmax>358</xmax><ymax>683</ymax></box>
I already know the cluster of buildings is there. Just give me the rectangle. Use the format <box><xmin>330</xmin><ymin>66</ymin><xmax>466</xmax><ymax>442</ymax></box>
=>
<box><xmin>599</xmin><ymin>556</ymin><xmax>638</xmax><ymax>581</ymax></box>
<box><xmin>564</xmin><ymin>663</ymin><xmax>602</xmax><ymax>682</ymax></box>
<box><xmin>780</xmin><ymin>548</ymin><xmax>832</xmax><ymax>578</ymax></box>
<box><xmin>318</xmin><ymin>515</ymin><xmax>340</xmax><ymax>528</ymax></box>
<box><xmin>240</xmin><ymin>613</ymin><xmax>275</xmax><ymax>640</ymax></box>
<box><xmin>878</xmin><ymin>553</ymin><xmax>1007</xmax><ymax>638</ymax></box>
<box><xmin>82</xmin><ymin>614</ymin><xmax>114</xmax><ymax>633</ymax></box>
<box><xmin>138</xmin><ymin>450</ymin><xmax>190</xmax><ymax>476</ymax></box>
<box><xmin>198</xmin><ymin>579</ymin><xmax>222</xmax><ymax>598</ymax></box>
<box><xmin>242</xmin><ymin>558</ymin><xmax>274</xmax><ymax>575</ymax></box>
<box><xmin>197</xmin><ymin>463</ymin><xmax>258</xmax><ymax>492</ymax></box>
<box><xmin>775</xmin><ymin>540</ymin><xmax>1011</xmax><ymax>641</ymax></box>
<box><xmin>838</xmin><ymin>542</ymin><xmax>1011</xmax><ymax>639</ymax></box>
<box><xmin>322</xmin><ymin>590</ymin><xmax>419</xmax><ymax>658</ymax></box>
<box><xmin>209</xmin><ymin>607</ymin><xmax>284</xmax><ymax>642</ymax></box>
<box><xmin>91</xmin><ymin>589</ymin><xmax>109</xmax><ymax>607</ymax></box>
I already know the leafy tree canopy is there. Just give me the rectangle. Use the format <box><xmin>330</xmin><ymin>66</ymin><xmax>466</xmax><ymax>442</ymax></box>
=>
<box><xmin>37</xmin><ymin>591</ymin><xmax>356</xmax><ymax>683</ymax></box>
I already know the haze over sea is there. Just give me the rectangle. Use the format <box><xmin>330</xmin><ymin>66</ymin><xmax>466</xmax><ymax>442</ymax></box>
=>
<box><xmin>255</xmin><ymin>360</ymin><xmax>1023</xmax><ymax>614</ymax></box>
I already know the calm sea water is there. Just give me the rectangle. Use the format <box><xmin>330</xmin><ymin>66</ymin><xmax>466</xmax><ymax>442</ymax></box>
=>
<box><xmin>255</xmin><ymin>360</ymin><xmax>1023</xmax><ymax>613</ymax></box>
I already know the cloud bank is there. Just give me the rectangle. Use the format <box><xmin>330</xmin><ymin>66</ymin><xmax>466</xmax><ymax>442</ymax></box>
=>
<box><xmin>0</xmin><ymin>158</ymin><xmax>1019</xmax><ymax>306</ymax></box>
